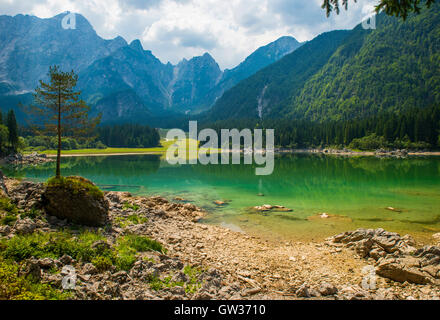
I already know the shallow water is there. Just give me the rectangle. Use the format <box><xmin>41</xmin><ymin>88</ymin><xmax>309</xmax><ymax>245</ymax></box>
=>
<box><xmin>3</xmin><ymin>154</ymin><xmax>440</xmax><ymax>243</ymax></box>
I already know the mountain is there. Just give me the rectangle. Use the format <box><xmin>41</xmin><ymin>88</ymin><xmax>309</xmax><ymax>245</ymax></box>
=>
<box><xmin>206</xmin><ymin>4</ymin><xmax>440</xmax><ymax>122</ymax></box>
<box><xmin>200</xmin><ymin>36</ymin><xmax>303</xmax><ymax>107</ymax></box>
<box><xmin>169</xmin><ymin>53</ymin><xmax>222</xmax><ymax>113</ymax></box>
<box><xmin>0</xmin><ymin>12</ymin><xmax>302</xmax><ymax>123</ymax></box>
<box><xmin>0</xmin><ymin>12</ymin><xmax>126</xmax><ymax>94</ymax></box>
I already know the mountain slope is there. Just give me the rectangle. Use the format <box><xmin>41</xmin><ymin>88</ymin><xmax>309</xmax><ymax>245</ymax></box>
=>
<box><xmin>0</xmin><ymin>12</ymin><xmax>126</xmax><ymax>92</ymax></box>
<box><xmin>205</xmin><ymin>30</ymin><xmax>351</xmax><ymax>120</ymax></box>
<box><xmin>200</xmin><ymin>36</ymin><xmax>303</xmax><ymax>108</ymax></box>
<box><xmin>206</xmin><ymin>4</ymin><xmax>440</xmax><ymax>122</ymax></box>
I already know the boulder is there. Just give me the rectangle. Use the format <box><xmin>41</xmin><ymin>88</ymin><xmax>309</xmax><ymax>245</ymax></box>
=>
<box><xmin>14</xmin><ymin>218</ymin><xmax>37</xmax><ymax>235</ymax></box>
<box><xmin>376</xmin><ymin>257</ymin><xmax>432</xmax><ymax>284</ymax></box>
<box><xmin>42</xmin><ymin>176</ymin><xmax>109</xmax><ymax>227</ymax></box>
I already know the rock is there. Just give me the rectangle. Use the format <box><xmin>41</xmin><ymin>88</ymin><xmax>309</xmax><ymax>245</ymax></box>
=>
<box><xmin>59</xmin><ymin>255</ymin><xmax>75</xmax><ymax>265</ymax></box>
<box><xmin>91</xmin><ymin>240</ymin><xmax>111</xmax><ymax>252</ymax></box>
<box><xmin>38</xmin><ymin>258</ymin><xmax>56</xmax><ymax>269</ymax></box>
<box><xmin>14</xmin><ymin>218</ymin><xmax>37</xmax><ymax>235</ymax></box>
<box><xmin>0</xmin><ymin>225</ymin><xmax>11</xmax><ymax>236</ymax></box>
<box><xmin>329</xmin><ymin>228</ymin><xmax>416</xmax><ymax>259</ymax></box>
<box><xmin>214</xmin><ymin>200</ymin><xmax>226</xmax><ymax>206</ymax></box>
<box><xmin>193</xmin><ymin>290</ymin><xmax>213</xmax><ymax>300</ymax></box>
<box><xmin>20</xmin><ymin>258</ymin><xmax>41</xmax><ymax>280</ymax></box>
<box><xmin>111</xmin><ymin>271</ymin><xmax>130</xmax><ymax>284</ymax></box>
<box><xmin>42</xmin><ymin>176</ymin><xmax>109</xmax><ymax>227</ymax></box>
<box><xmin>317</xmin><ymin>283</ymin><xmax>338</xmax><ymax>296</ymax></box>
<box><xmin>386</xmin><ymin>207</ymin><xmax>402</xmax><ymax>213</ymax></box>
<box><xmin>338</xmin><ymin>285</ymin><xmax>371</xmax><ymax>300</ymax></box>
<box><xmin>320</xmin><ymin>213</ymin><xmax>329</xmax><ymax>219</ymax></box>
<box><xmin>295</xmin><ymin>284</ymin><xmax>312</xmax><ymax>298</ymax></box>
<box><xmin>183</xmin><ymin>203</ymin><xmax>197</xmax><ymax>211</ymax></box>
<box><xmin>82</xmin><ymin>263</ymin><xmax>98</xmax><ymax>275</ymax></box>
<box><xmin>376</xmin><ymin>257</ymin><xmax>432</xmax><ymax>284</ymax></box>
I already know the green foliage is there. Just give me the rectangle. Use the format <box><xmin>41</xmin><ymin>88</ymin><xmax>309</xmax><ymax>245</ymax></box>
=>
<box><xmin>47</xmin><ymin>176</ymin><xmax>104</xmax><ymax>200</ymax></box>
<box><xmin>114</xmin><ymin>214</ymin><xmax>147</xmax><ymax>228</ymax></box>
<box><xmin>19</xmin><ymin>206</ymin><xmax>43</xmax><ymax>220</ymax></box>
<box><xmin>148</xmin><ymin>265</ymin><xmax>203</xmax><ymax>293</ymax></box>
<box><xmin>24</xmin><ymin>135</ymin><xmax>106</xmax><ymax>151</ymax></box>
<box><xmin>204</xmin><ymin>104</ymin><xmax>440</xmax><ymax>150</ymax></box>
<box><xmin>27</xmin><ymin>65</ymin><xmax>100</xmax><ymax>177</ymax></box>
<box><xmin>91</xmin><ymin>256</ymin><xmax>113</xmax><ymax>272</ymax></box>
<box><xmin>0</xmin><ymin>258</ymin><xmax>70</xmax><ymax>300</ymax></box>
<box><xmin>0</xmin><ymin>124</ymin><xmax>9</xmax><ymax>155</ymax></box>
<box><xmin>0</xmin><ymin>197</ymin><xmax>18</xmax><ymax>226</ymax></box>
<box><xmin>349</xmin><ymin>134</ymin><xmax>388</xmax><ymax>151</ymax></box>
<box><xmin>206</xmin><ymin>5</ymin><xmax>440</xmax><ymax>124</ymax></box>
<box><xmin>97</xmin><ymin>124</ymin><xmax>160</xmax><ymax>148</ymax></box>
<box><xmin>183</xmin><ymin>265</ymin><xmax>204</xmax><ymax>294</ymax></box>
<box><xmin>122</xmin><ymin>202</ymin><xmax>140</xmax><ymax>211</ymax></box>
<box><xmin>0</xmin><ymin>231</ymin><xmax>109</xmax><ymax>262</ymax></box>
<box><xmin>322</xmin><ymin>0</ymin><xmax>437</xmax><ymax>20</ymax></box>
<box><xmin>115</xmin><ymin>235</ymin><xmax>166</xmax><ymax>271</ymax></box>
<box><xmin>6</xmin><ymin>109</ymin><xmax>19</xmax><ymax>152</ymax></box>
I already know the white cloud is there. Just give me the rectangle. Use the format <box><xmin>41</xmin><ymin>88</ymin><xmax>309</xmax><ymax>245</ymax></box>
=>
<box><xmin>0</xmin><ymin>0</ymin><xmax>379</xmax><ymax>69</ymax></box>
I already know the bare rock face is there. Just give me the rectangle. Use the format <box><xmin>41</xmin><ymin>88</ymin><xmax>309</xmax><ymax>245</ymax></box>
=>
<box><xmin>328</xmin><ymin>228</ymin><xmax>440</xmax><ymax>285</ymax></box>
<box><xmin>42</xmin><ymin>176</ymin><xmax>109</xmax><ymax>227</ymax></box>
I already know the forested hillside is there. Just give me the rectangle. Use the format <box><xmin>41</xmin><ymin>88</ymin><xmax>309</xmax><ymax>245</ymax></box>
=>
<box><xmin>206</xmin><ymin>3</ymin><xmax>440</xmax><ymax>122</ymax></box>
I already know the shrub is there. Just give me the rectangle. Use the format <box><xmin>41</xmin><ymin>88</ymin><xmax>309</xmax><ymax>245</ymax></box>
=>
<box><xmin>0</xmin><ymin>258</ymin><xmax>70</xmax><ymax>300</ymax></box>
<box><xmin>91</xmin><ymin>256</ymin><xmax>113</xmax><ymax>272</ymax></box>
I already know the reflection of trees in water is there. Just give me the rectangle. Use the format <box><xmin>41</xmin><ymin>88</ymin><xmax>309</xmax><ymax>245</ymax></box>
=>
<box><xmin>3</xmin><ymin>155</ymin><xmax>161</xmax><ymax>180</ymax></box>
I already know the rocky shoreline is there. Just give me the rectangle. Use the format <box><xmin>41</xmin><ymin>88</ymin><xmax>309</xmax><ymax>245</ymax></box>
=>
<box><xmin>1</xmin><ymin>178</ymin><xmax>439</xmax><ymax>300</ymax></box>
<box><xmin>276</xmin><ymin>148</ymin><xmax>440</xmax><ymax>157</ymax></box>
<box><xmin>1</xmin><ymin>152</ymin><xmax>53</xmax><ymax>166</ymax></box>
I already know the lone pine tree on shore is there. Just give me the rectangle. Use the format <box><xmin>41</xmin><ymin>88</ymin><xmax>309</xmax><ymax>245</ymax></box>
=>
<box><xmin>27</xmin><ymin>66</ymin><xmax>100</xmax><ymax>178</ymax></box>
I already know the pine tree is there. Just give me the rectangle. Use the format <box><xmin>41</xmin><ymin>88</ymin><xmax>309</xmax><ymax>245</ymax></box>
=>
<box><xmin>27</xmin><ymin>66</ymin><xmax>100</xmax><ymax>178</ymax></box>
<box><xmin>6</xmin><ymin>110</ymin><xmax>18</xmax><ymax>152</ymax></box>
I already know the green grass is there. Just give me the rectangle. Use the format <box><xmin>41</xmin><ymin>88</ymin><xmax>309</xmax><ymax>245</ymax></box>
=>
<box><xmin>33</xmin><ymin>140</ymin><xmax>175</xmax><ymax>156</ymax></box>
<box><xmin>148</xmin><ymin>265</ymin><xmax>203</xmax><ymax>293</ymax></box>
<box><xmin>0</xmin><ymin>230</ymin><xmax>166</xmax><ymax>274</ymax></box>
<box><xmin>0</xmin><ymin>257</ymin><xmax>71</xmax><ymax>300</ymax></box>
<box><xmin>122</xmin><ymin>202</ymin><xmax>140</xmax><ymax>212</ymax></box>
<box><xmin>0</xmin><ymin>197</ymin><xmax>19</xmax><ymax>226</ymax></box>
<box><xmin>47</xmin><ymin>176</ymin><xmax>104</xmax><ymax>200</ymax></box>
<box><xmin>114</xmin><ymin>214</ymin><xmax>147</xmax><ymax>228</ymax></box>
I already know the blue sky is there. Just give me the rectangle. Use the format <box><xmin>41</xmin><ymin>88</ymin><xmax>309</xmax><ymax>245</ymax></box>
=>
<box><xmin>0</xmin><ymin>0</ymin><xmax>377</xmax><ymax>69</ymax></box>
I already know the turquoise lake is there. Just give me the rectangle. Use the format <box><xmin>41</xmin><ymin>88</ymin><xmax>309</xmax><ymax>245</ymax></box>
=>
<box><xmin>3</xmin><ymin>154</ymin><xmax>440</xmax><ymax>243</ymax></box>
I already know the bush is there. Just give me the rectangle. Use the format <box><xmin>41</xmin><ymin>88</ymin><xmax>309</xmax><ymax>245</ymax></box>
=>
<box><xmin>349</xmin><ymin>134</ymin><xmax>389</xmax><ymax>151</ymax></box>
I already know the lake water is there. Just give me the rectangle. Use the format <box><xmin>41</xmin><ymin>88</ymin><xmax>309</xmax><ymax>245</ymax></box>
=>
<box><xmin>3</xmin><ymin>154</ymin><xmax>440</xmax><ymax>243</ymax></box>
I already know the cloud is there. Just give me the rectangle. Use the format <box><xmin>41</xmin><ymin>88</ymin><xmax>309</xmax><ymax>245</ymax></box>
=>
<box><xmin>0</xmin><ymin>0</ymin><xmax>379</xmax><ymax>69</ymax></box>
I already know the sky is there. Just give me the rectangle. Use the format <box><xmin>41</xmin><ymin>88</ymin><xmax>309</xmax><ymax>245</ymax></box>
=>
<box><xmin>0</xmin><ymin>0</ymin><xmax>378</xmax><ymax>69</ymax></box>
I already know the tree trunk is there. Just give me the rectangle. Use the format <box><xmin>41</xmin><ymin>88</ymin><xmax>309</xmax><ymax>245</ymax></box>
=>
<box><xmin>56</xmin><ymin>87</ymin><xmax>61</xmax><ymax>178</ymax></box>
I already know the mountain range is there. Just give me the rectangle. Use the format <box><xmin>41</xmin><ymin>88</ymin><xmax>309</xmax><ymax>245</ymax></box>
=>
<box><xmin>0</xmin><ymin>12</ymin><xmax>302</xmax><ymax>123</ymax></box>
